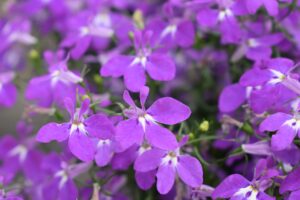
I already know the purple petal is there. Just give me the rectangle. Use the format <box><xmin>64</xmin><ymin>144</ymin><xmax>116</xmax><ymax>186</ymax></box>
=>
<box><xmin>176</xmin><ymin>20</ymin><xmax>195</xmax><ymax>47</ymax></box>
<box><xmin>71</xmin><ymin>36</ymin><xmax>91</xmax><ymax>60</ymax></box>
<box><xmin>212</xmin><ymin>174</ymin><xmax>250</xmax><ymax>199</ymax></box>
<box><xmin>218</xmin><ymin>84</ymin><xmax>246</xmax><ymax>113</ymax></box>
<box><xmin>145</xmin><ymin>124</ymin><xmax>178</xmax><ymax>150</ymax></box>
<box><xmin>95</xmin><ymin>140</ymin><xmax>114</xmax><ymax>167</ymax></box>
<box><xmin>115</xmin><ymin>119</ymin><xmax>144</xmax><ymax>151</ymax></box>
<box><xmin>156</xmin><ymin>164</ymin><xmax>176</xmax><ymax>195</ymax></box>
<box><xmin>280</xmin><ymin>167</ymin><xmax>300</xmax><ymax>193</ymax></box>
<box><xmin>177</xmin><ymin>155</ymin><xmax>203</xmax><ymax>187</ymax></box>
<box><xmin>147</xmin><ymin>97</ymin><xmax>191</xmax><ymax>125</ymax></box>
<box><xmin>196</xmin><ymin>9</ymin><xmax>218</xmax><ymax>27</ymax></box>
<box><xmin>146</xmin><ymin>54</ymin><xmax>176</xmax><ymax>81</ymax></box>
<box><xmin>245</xmin><ymin>0</ymin><xmax>262</xmax><ymax>14</ymax></box>
<box><xmin>68</xmin><ymin>131</ymin><xmax>96</xmax><ymax>162</ymax></box>
<box><xmin>271</xmin><ymin>125</ymin><xmax>297</xmax><ymax>151</ymax></box>
<box><xmin>259</xmin><ymin>112</ymin><xmax>291</xmax><ymax>132</ymax></box>
<box><xmin>135</xmin><ymin>170</ymin><xmax>156</xmax><ymax>190</ymax></box>
<box><xmin>239</xmin><ymin>68</ymin><xmax>270</xmax><ymax>87</ymax></box>
<box><xmin>100</xmin><ymin>55</ymin><xmax>133</xmax><ymax>77</ymax></box>
<box><xmin>36</xmin><ymin>123</ymin><xmax>69</xmax><ymax>142</ymax></box>
<box><xmin>257</xmin><ymin>192</ymin><xmax>276</xmax><ymax>200</ymax></box>
<box><xmin>64</xmin><ymin>98</ymin><xmax>75</xmax><ymax>118</ymax></box>
<box><xmin>123</xmin><ymin>90</ymin><xmax>136</xmax><ymax>107</ymax></box>
<box><xmin>134</xmin><ymin>148</ymin><xmax>165</xmax><ymax>172</ymax></box>
<box><xmin>288</xmin><ymin>190</ymin><xmax>300</xmax><ymax>200</ymax></box>
<box><xmin>263</xmin><ymin>0</ymin><xmax>278</xmax><ymax>16</ymax></box>
<box><xmin>79</xmin><ymin>98</ymin><xmax>90</xmax><ymax>118</ymax></box>
<box><xmin>124</xmin><ymin>64</ymin><xmax>146</xmax><ymax>92</ymax></box>
<box><xmin>58</xmin><ymin>179</ymin><xmax>78</xmax><ymax>200</ymax></box>
<box><xmin>85</xmin><ymin>114</ymin><xmax>114</xmax><ymax>139</ymax></box>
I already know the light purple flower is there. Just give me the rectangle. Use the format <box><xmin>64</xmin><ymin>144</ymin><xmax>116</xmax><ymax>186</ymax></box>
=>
<box><xmin>134</xmin><ymin>141</ymin><xmax>203</xmax><ymax>194</ymax></box>
<box><xmin>101</xmin><ymin>31</ymin><xmax>176</xmax><ymax>92</ymax></box>
<box><xmin>115</xmin><ymin>86</ymin><xmax>191</xmax><ymax>151</ymax></box>
<box><xmin>25</xmin><ymin>51</ymin><xmax>83</xmax><ymax>107</ymax></box>
<box><xmin>259</xmin><ymin>112</ymin><xmax>300</xmax><ymax>151</ymax></box>
<box><xmin>36</xmin><ymin>98</ymin><xmax>115</xmax><ymax>161</ymax></box>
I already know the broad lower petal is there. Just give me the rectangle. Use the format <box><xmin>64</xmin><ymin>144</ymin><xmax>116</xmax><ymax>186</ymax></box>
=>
<box><xmin>68</xmin><ymin>131</ymin><xmax>96</xmax><ymax>162</ymax></box>
<box><xmin>156</xmin><ymin>164</ymin><xmax>176</xmax><ymax>195</ymax></box>
<box><xmin>95</xmin><ymin>141</ymin><xmax>114</xmax><ymax>167</ymax></box>
<box><xmin>218</xmin><ymin>84</ymin><xmax>246</xmax><ymax>113</ymax></box>
<box><xmin>212</xmin><ymin>174</ymin><xmax>250</xmax><ymax>199</ymax></box>
<box><xmin>124</xmin><ymin>64</ymin><xmax>146</xmax><ymax>92</ymax></box>
<box><xmin>100</xmin><ymin>55</ymin><xmax>133</xmax><ymax>77</ymax></box>
<box><xmin>85</xmin><ymin>114</ymin><xmax>115</xmax><ymax>139</ymax></box>
<box><xmin>147</xmin><ymin>97</ymin><xmax>191</xmax><ymax>125</ymax></box>
<box><xmin>146</xmin><ymin>54</ymin><xmax>176</xmax><ymax>81</ymax></box>
<box><xmin>177</xmin><ymin>155</ymin><xmax>203</xmax><ymax>187</ymax></box>
<box><xmin>36</xmin><ymin>123</ymin><xmax>69</xmax><ymax>143</ymax></box>
<box><xmin>134</xmin><ymin>148</ymin><xmax>165</xmax><ymax>172</ymax></box>
<box><xmin>259</xmin><ymin>112</ymin><xmax>291</xmax><ymax>132</ymax></box>
<box><xmin>135</xmin><ymin>170</ymin><xmax>156</xmax><ymax>190</ymax></box>
<box><xmin>145</xmin><ymin>124</ymin><xmax>178</xmax><ymax>150</ymax></box>
<box><xmin>115</xmin><ymin>119</ymin><xmax>144</xmax><ymax>151</ymax></box>
<box><xmin>271</xmin><ymin>125</ymin><xmax>296</xmax><ymax>151</ymax></box>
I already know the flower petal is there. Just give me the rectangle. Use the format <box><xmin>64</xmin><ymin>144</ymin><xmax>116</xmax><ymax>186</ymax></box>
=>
<box><xmin>115</xmin><ymin>119</ymin><xmax>144</xmax><ymax>151</ymax></box>
<box><xmin>212</xmin><ymin>174</ymin><xmax>250</xmax><ymax>199</ymax></box>
<box><xmin>145</xmin><ymin>124</ymin><xmax>178</xmax><ymax>150</ymax></box>
<box><xmin>271</xmin><ymin>125</ymin><xmax>297</xmax><ymax>151</ymax></box>
<box><xmin>259</xmin><ymin>112</ymin><xmax>291</xmax><ymax>132</ymax></box>
<box><xmin>36</xmin><ymin>123</ymin><xmax>69</xmax><ymax>142</ymax></box>
<box><xmin>135</xmin><ymin>170</ymin><xmax>156</xmax><ymax>190</ymax></box>
<box><xmin>68</xmin><ymin>131</ymin><xmax>96</xmax><ymax>162</ymax></box>
<box><xmin>147</xmin><ymin>97</ymin><xmax>191</xmax><ymax>125</ymax></box>
<box><xmin>134</xmin><ymin>148</ymin><xmax>165</xmax><ymax>172</ymax></box>
<box><xmin>100</xmin><ymin>55</ymin><xmax>133</xmax><ymax>77</ymax></box>
<box><xmin>156</xmin><ymin>164</ymin><xmax>176</xmax><ymax>195</ymax></box>
<box><xmin>177</xmin><ymin>155</ymin><xmax>203</xmax><ymax>187</ymax></box>
<box><xmin>95</xmin><ymin>141</ymin><xmax>114</xmax><ymax>167</ymax></box>
<box><xmin>218</xmin><ymin>84</ymin><xmax>246</xmax><ymax>113</ymax></box>
<box><xmin>124</xmin><ymin>64</ymin><xmax>146</xmax><ymax>92</ymax></box>
<box><xmin>85</xmin><ymin>114</ymin><xmax>114</xmax><ymax>139</ymax></box>
<box><xmin>146</xmin><ymin>54</ymin><xmax>176</xmax><ymax>81</ymax></box>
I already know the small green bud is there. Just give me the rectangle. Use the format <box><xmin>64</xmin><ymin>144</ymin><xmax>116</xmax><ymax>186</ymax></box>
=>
<box><xmin>188</xmin><ymin>133</ymin><xmax>195</xmax><ymax>140</ymax></box>
<box><xmin>133</xmin><ymin>9</ymin><xmax>144</xmax><ymax>30</ymax></box>
<box><xmin>29</xmin><ymin>49</ymin><xmax>39</xmax><ymax>59</ymax></box>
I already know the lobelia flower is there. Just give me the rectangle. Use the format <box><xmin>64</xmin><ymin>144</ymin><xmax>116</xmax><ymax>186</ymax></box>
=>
<box><xmin>0</xmin><ymin>71</ymin><xmax>17</xmax><ymax>108</ymax></box>
<box><xmin>212</xmin><ymin>158</ymin><xmax>277</xmax><ymax>200</ymax></box>
<box><xmin>40</xmin><ymin>153</ymin><xmax>91</xmax><ymax>200</ymax></box>
<box><xmin>259</xmin><ymin>111</ymin><xmax>300</xmax><ymax>151</ymax></box>
<box><xmin>100</xmin><ymin>30</ymin><xmax>176</xmax><ymax>92</ymax></box>
<box><xmin>61</xmin><ymin>11</ymin><xmax>133</xmax><ymax>59</ymax></box>
<box><xmin>196</xmin><ymin>0</ymin><xmax>242</xmax><ymax>44</ymax></box>
<box><xmin>0</xmin><ymin>176</ymin><xmax>23</xmax><ymax>200</ymax></box>
<box><xmin>25</xmin><ymin>50</ymin><xmax>83</xmax><ymax>107</ymax></box>
<box><xmin>134</xmin><ymin>137</ymin><xmax>203</xmax><ymax>194</ymax></box>
<box><xmin>115</xmin><ymin>86</ymin><xmax>191</xmax><ymax>151</ymax></box>
<box><xmin>36</xmin><ymin>97</ymin><xmax>115</xmax><ymax>162</ymax></box>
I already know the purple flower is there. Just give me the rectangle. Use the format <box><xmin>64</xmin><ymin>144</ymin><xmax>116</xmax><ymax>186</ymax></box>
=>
<box><xmin>100</xmin><ymin>31</ymin><xmax>176</xmax><ymax>92</ymax></box>
<box><xmin>259</xmin><ymin>112</ymin><xmax>300</xmax><ymax>151</ymax></box>
<box><xmin>134</xmin><ymin>141</ymin><xmax>203</xmax><ymax>194</ymax></box>
<box><xmin>36</xmin><ymin>98</ymin><xmax>115</xmax><ymax>161</ymax></box>
<box><xmin>0</xmin><ymin>71</ymin><xmax>17</xmax><ymax>108</ymax></box>
<box><xmin>242</xmin><ymin>0</ymin><xmax>279</xmax><ymax>16</ymax></box>
<box><xmin>40</xmin><ymin>153</ymin><xmax>91</xmax><ymax>200</ymax></box>
<box><xmin>212</xmin><ymin>159</ymin><xmax>277</xmax><ymax>200</ymax></box>
<box><xmin>25</xmin><ymin>51</ymin><xmax>83</xmax><ymax>107</ymax></box>
<box><xmin>115</xmin><ymin>86</ymin><xmax>191</xmax><ymax>151</ymax></box>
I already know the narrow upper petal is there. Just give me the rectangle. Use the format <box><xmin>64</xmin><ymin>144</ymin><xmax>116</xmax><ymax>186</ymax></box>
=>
<box><xmin>147</xmin><ymin>97</ymin><xmax>191</xmax><ymax>125</ymax></box>
<box><xmin>135</xmin><ymin>170</ymin><xmax>156</xmax><ymax>190</ymax></box>
<box><xmin>271</xmin><ymin>125</ymin><xmax>297</xmax><ymax>151</ymax></box>
<box><xmin>36</xmin><ymin>123</ymin><xmax>69</xmax><ymax>143</ymax></box>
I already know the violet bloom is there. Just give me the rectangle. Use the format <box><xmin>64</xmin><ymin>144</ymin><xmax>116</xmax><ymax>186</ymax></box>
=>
<box><xmin>197</xmin><ymin>0</ymin><xmax>242</xmax><ymax>44</ymax></box>
<box><xmin>115</xmin><ymin>86</ymin><xmax>191</xmax><ymax>151</ymax></box>
<box><xmin>259</xmin><ymin>112</ymin><xmax>300</xmax><ymax>151</ymax></box>
<box><xmin>101</xmin><ymin>31</ymin><xmax>176</xmax><ymax>92</ymax></box>
<box><xmin>212</xmin><ymin>159</ymin><xmax>277</xmax><ymax>200</ymax></box>
<box><xmin>94</xmin><ymin>138</ymin><xmax>115</xmax><ymax>167</ymax></box>
<box><xmin>25</xmin><ymin>51</ymin><xmax>83</xmax><ymax>107</ymax></box>
<box><xmin>40</xmin><ymin>153</ymin><xmax>91</xmax><ymax>200</ymax></box>
<box><xmin>134</xmin><ymin>140</ymin><xmax>203</xmax><ymax>194</ymax></box>
<box><xmin>36</xmin><ymin>98</ymin><xmax>115</xmax><ymax>161</ymax></box>
<box><xmin>61</xmin><ymin>11</ymin><xmax>133</xmax><ymax>59</ymax></box>
<box><xmin>0</xmin><ymin>71</ymin><xmax>17</xmax><ymax>107</ymax></box>
<box><xmin>280</xmin><ymin>167</ymin><xmax>300</xmax><ymax>199</ymax></box>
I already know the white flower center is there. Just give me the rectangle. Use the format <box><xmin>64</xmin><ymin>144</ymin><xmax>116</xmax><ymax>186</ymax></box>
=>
<box><xmin>218</xmin><ymin>9</ymin><xmax>233</xmax><ymax>21</ymax></box>
<box><xmin>268</xmin><ymin>69</ymin><xmax>286</xmax><ymax>85</ymax></box>
<box><xmin>55</xmin><ymin>170</ymin><xmax>68</xmax><ymax>189</ymax></box>
<box><xmin>9</xmin><ymin>145</ymin><xmax>28</xmax><ymax>162</ymax></box>
<box><xmin>234</xmin><ymin>185</ymin><xmax>258</xmax><ymax>200</ymax></box>
<box><xmin>138</xmin><ymin>114</ymin><xmax>156</xmax><ymax>132</ymax></box>
<box><xmin>161</xmin><ymin>24</ymin><xmax>177</xmax><ymax>38</ymax></box>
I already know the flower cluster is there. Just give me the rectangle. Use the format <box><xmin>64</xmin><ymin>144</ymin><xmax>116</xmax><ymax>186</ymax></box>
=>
<box><xmin>2</xmin><ymin>0</ymin><xmax>300</xmax><ymax>199</ymax></box>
